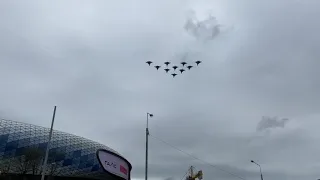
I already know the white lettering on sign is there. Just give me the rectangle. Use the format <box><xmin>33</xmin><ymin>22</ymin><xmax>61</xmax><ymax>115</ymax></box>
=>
<box><xmin>97</xmin><ymin>150</ymin><xmax>131</xmax><ymax>180</ymax></box>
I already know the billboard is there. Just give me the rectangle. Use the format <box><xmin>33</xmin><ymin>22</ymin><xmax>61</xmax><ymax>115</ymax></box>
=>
<box><xmin>96</xmin><ymin>149</ymin><xmax>132</xmax><ymax>180</ymax></box>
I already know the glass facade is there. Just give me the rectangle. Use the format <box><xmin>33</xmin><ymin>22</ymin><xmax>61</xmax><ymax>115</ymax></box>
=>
<box><xmin>0</xmin><ymin>119</ymin><xmax>125</xmax><ymax>180</ymax></box>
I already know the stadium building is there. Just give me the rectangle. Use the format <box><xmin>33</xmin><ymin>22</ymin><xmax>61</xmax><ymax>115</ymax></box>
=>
<box><xmin>0</xmin><ymin>119</ymin><xmax>132</xmax><ymax>180</ymax></box>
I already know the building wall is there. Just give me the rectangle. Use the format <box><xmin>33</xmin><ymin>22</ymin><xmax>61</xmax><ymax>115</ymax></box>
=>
<box><xmin>0</xmin><ymin>119</ymin><xmax>124</xmax><ymax>180</ymax></box>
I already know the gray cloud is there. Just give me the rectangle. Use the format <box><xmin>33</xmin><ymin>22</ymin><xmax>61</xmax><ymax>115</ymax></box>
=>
<box><xmin>184</xmin><ymin>10</ymin><xmax>221</xmax><ymax>41</ymax></box>
<box><xmin>256</xmin><ymin>116</ymin><xmax>290</xmax><ymax>132</ymax></box>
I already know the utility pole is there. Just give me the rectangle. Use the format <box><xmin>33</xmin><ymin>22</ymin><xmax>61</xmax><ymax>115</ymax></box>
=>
<box><xmin>251</xmin><ymin>160</ymin><xmax>263</xmax><ymax>180</ymax></box>
<box><xmin>145</xmin><ymin>113</ymin><xmax>153</xmax><ymax>180</ymax></box>
<box><xmin>41</xmin><ymin>106</ymin><xmax>57</xmax><ymax>180</ymax></box>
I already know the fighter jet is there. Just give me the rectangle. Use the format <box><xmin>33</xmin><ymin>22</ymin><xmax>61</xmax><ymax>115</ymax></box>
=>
<box><xmin>172</xmin><ymin>66</ymin><xmax>178</xmax><ymax>70</ymax></box>
<box><xmin>181</xmin><ymin>62</ymin><xmax>187</xmax><ymax>66</ymax></box>
<box><xmin>187</xmin><ymin>65</ymin><xmax>193</xmax><ymax>70</ymax></box>
<box><xmin>154</xmin><ymin>65</ymin><xmax>161</xmax><ymax>70</ymax></box>
<box><xmin>164</xmin><ymin>61</ymin><xmax>171</xmax><ymax>66</ymax></box>
<box><xmin>146</xmin><ymin>61</ymin><xmax>153</xmax><ymax>66</ymax></box>
<box><xmin>195</xmin><ymin>61</ymin><xmax>202</xmax><ymax>66</ymax></box>
<box><xmin>164</xmin><ymin>68</ymin><xmax>170</xmax><ymax>73</ymax></box>
<box><xmin>179</xmin><ymin>69</ymin><xmax>185</xmax><ymax>74</ymax></box>
<box><xmin>171</xmin><ymin>73</ymin><xmax>177</xmax><ymax>78</ymax></box>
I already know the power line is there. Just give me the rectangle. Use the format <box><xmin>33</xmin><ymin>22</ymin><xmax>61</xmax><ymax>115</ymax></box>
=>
<box><xmin>180</xmin><ymin>169</ymin><xmax>189</xmax><ymax>180</ymax></box>
<box><xmin>149</xmin><ymin>134</ymin><xmax>247</xmax><ymax>180</ymax></box>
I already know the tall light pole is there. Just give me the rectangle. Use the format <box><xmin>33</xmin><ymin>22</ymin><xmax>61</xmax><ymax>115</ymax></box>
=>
<box><xmin>41</xmin><ymin>106</ymin><xmax>57</xmax><ymax>180</ymax></box>
<box><xmin>145</xmin><ymin>113</ymin><xmax>153</xmax><ymax>180</ymax></box>
<box><xmin>251</xmin><ymin>160</ymin><xmax>263</xmax><ymax>180</ymax></box>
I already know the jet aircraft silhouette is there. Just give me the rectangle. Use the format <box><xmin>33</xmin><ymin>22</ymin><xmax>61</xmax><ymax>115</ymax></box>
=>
<box><xmin>171</xmin><ymin>73</ymin><xmax>177</xmax><ymax>78</ymax></box>
<box><xmin>172</xmin><ymin>66</ymin><xmax>178</xmax><ymax>70</ymax></box>
<box><xmin>179</xmin><ymin>69</ymin><xmax>185</xmax><ymax>73</ymax></box>
<box><xmin>195</xmin><ymin>61</ymin><xmax>202</xmax><ymax>66</ymax></box>
<box><xmin>181</xmin><ymin>62</ymin><xmax>187</xmax><ymax>66</ymax></box>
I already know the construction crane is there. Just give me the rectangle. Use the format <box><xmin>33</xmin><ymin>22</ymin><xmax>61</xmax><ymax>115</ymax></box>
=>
<box><xmin>186</xmin><ymin>166</ymin><xmax>203</xmax><ymax>180</ymax></box>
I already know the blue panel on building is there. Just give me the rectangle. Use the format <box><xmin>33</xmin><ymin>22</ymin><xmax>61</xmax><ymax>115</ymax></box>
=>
<box><xmin>5</xmin><ymin>140</ymin><xmax>19</xmax><ymax>151</ymax></box>
<box><xmin>15</xmin><ymin>147</ymin><xmax>27</xmax><ymax>156</ymax></box>
<box><xmin>91</xmin><ymin>164</ymin><xmax>100</xmax><ymax>172</ymax></box>
<box><xmin>73</xmin><ymin>150</ymin><xmax>81</xmax><ymax>158</ymax></box>
<box><xmin>0</xmin><ymin>134</ymin><xmax>9</xmax><ymax>145</ymax></box>
<box><xmin>38</xmin><ymin>142</ymin><xmax>48</xmax><ymax>150</ymax></box>
<box><xmin>63</xmin><ymin>159</ymin><xmax>73</xmax><ymax>166</ymax></box>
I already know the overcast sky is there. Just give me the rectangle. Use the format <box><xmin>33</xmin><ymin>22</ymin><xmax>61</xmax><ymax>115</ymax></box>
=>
<box><xmin>1</xmin><ymin>0</ymin><xmax>320</xmax><ymax>180</ymax></box>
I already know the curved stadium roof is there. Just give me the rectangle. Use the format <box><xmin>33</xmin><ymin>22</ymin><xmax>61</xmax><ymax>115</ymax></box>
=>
<box><xmin>0</xmin><ymin>119</ymin><xmax>125</xmax><ymax>179</ymax></box>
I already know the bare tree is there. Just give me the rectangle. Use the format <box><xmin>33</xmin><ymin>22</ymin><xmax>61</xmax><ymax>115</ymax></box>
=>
<box><xmin>13</xmin><ymin>147</ymin><xmax>44</xmax><ymax>175</ymax></box>
<box><xmin>14</xmin><ymin>156</ymin><xmax>29</xmax><ymax>175</ymax></box>
<box><xmin>38</xmin><ymin>150</ymin><xmax>65</xmax><ymax>177</ymax></box>
<box><xmin>0</xmin><ymin>158</ymin><xmax>12</xmax><ymax>174</ymax></box>
<box><xmin>48</xmin><ymin>162</ymin><xmax>63</xmax><ymax>176</ymax></box>
<box><xmin>28</xmin><ymin>149</ymin><xmax>44</xmax><ymax>175</ymax></box>
<box><xmin>9</xmin><ymin>147</ymin><xmax>65</xmax><ymax>179</ymax></box>
<box><xmin>48</xmin><ymin>151</ymin><xmax>64</xmax><ymax>176</ymax></box>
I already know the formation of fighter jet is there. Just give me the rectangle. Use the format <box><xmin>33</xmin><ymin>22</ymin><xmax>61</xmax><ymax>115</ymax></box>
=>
<box><xmin>172</xmin><ymin>66</ymin><xmax>178</xmax><ymax>70</ymax></box>
<box><xmin>145</xmin><ymin>60</ymin><xmax>202</xmax><ymax>78</ymax></box>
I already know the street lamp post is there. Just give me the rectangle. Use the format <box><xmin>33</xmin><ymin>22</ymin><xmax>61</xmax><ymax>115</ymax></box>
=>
<box><xmin>145</xmin><ymin>113</ymin><xmax>153</xmax><ymax>180</ymax></box>
<box><xmin>41</xmin><ymin>106</ymin><xmax>57</xmax><ymax>180</ymax></box>
<box><xmin>251</xmin><ymin>160</ymin><xmax>264</xmax><ymax>180</ymax></box>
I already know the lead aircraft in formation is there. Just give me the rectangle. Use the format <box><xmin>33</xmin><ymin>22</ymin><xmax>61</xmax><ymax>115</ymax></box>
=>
<box><xmin>145</xmin><ymin>60</ymin><xmax>202</xmax><ymax>78</ymax></box>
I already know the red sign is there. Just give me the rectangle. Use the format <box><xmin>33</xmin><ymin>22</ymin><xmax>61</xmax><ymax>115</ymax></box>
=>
<box><xmin>120</xmin><ymin>165</ymin><xmax>128</xmax><ymax>175</ymax></box>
